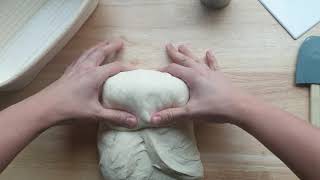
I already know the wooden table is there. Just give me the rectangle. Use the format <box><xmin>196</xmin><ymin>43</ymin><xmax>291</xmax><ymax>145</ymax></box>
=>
<box><xmin>1</xmin><ymin>0</ymin><xmax>319</xmax><ymax>179</ymax></box>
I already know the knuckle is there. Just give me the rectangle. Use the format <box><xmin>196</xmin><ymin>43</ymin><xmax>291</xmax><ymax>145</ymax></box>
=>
<box><xmin>103</xmin><ymin>110</ymin><xmax>125</xmax><ymax>124</ymax></box>
<box><xmin>93</xmin><ymin>107</ymin><xmax>127</xmax><ymax>125</ymax></box>
<box><xmin>162</xmin><ymin>111</ymin><xmax>174</xmax><ymax>123</ymax></box>
<box><xmin>118</xmin><ymin>113</ymin><xmax>127</xmax><ymax>122</ymax></box>
<box><xmin>117</xmin><ymin>113</ymin><xmax>128</xmax><ymax>126</ymax></box>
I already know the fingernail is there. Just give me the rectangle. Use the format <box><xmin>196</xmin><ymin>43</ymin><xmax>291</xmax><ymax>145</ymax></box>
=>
<box><xmin>126</xmin><ymin>117</ymin><xmax>136</xmax><ymax>128</ymax></box>
<box><xmin>152</xmin><ymin>115</ymin><xmax>161</xmax><ymax>125</ymax></box>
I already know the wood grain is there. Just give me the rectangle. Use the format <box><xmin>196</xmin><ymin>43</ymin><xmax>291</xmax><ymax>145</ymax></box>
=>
<box><xmin>1</xmin><ymin>0</ymin><xmax>319</xmax><ymax>179</ymax></box>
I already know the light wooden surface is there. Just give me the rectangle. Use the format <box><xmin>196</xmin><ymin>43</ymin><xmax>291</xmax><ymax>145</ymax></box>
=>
<box><xmin>1</xmin><ymin>0</ymin><xmax>319</xmax><ymax>179</ymax></box>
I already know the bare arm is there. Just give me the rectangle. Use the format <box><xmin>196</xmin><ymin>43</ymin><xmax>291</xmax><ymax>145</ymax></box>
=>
<box><xmin>234</xmin><ymin>95</ymin><xmax>320</xmax><ymax>180</ymax></box>
<box><xmin>152</xmin><ymin>43</ymin><xmax>320</xmax><ymax>179</ymax></box>
<box><xmin>0</xmin><ymin>92</ymin><xmax>58</xmax><ymax>171</ymax></box>
<box><xmin>0</xmin><ymin>39</ymin><xmax>137</xmax><ymax>172</ymax></box>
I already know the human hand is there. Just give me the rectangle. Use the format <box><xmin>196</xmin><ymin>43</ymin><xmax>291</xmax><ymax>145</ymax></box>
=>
<box><xmin>151</xmin><ymin>43</ymin><xmax>248</xmax><ymax>125</ymax></box>
<box><xmin>37</xmin><ymin>39</ymin><xmax>137</xmax><ymax>128</ymax></box>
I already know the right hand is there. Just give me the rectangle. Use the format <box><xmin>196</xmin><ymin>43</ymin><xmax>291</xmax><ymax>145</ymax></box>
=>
<box><xmin>151</xmin><ymin>43</ymin><xmax>248</xmax><ymax>125</ymax></box>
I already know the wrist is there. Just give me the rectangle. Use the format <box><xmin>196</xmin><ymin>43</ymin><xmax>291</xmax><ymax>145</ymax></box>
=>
<box><xmin>28</xmin><ymin>92</ymin><xmax>67</xmax><ymax>127</ymax></box>
<box><xmin>224</xmin><ymin>92</ymin><xmax>258</xmax><ymax>126</ymax></box>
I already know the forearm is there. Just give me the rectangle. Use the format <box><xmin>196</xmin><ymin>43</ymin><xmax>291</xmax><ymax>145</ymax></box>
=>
<box><xmin>232</xmin><ymin>95</ymin><xmax>320</xmax><ymax>179</ymax></box>
<box><xmin>0</xmin><ymin>93</ymin><xmax>59</xmax><ymax>172</ymax></box>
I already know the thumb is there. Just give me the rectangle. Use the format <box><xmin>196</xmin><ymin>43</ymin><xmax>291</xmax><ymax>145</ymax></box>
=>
<box><xmin>151</xmin><ymin>107</ymin><xmax>188</xmax><ymax>126</ymax></box>
<box><xmin>97</xmin><ymin>108</ymin><xmax>137</xmax><ymax>128</ymax></box>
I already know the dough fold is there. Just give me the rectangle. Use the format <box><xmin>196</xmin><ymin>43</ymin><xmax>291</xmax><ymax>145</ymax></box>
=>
<box><xmin>98</xmin><ymin>69</ymin><xmax>203</xmax><ymax>180</ymax></box>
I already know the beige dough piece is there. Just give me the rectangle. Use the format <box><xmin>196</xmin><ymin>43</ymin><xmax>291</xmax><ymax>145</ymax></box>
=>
<box><xmin>98</xmin><ymin>69</ymin><xmax>203</xmax><ymax>180</ymax></box>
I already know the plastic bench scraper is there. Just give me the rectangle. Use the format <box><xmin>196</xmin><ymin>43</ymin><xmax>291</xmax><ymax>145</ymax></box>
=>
<box><xmin>296</xmin><ymin>36</ymin><xmax>320</xmax><ymax>127</ymax></box>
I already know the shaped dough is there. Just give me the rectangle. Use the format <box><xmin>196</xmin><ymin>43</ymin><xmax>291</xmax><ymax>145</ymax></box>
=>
<box><xmin>98</xmin><ymin>69</ymin><xmax>203</xmax><ymax>180</ymax></box>
<box><xmin>102</xmin><ymin>69</ymin><xmax>189</xmax><ymax>130</ymax></box>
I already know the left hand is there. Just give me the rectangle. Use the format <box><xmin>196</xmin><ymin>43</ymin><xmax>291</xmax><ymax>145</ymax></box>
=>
<box><xmin>36</xmin><ymin>39</ymin><xmax>137</xmax><ymax>128</ymax></box>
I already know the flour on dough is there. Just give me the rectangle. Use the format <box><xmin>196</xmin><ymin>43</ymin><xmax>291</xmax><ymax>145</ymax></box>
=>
<box><xmin>98</xmin><ymin>69</ymin><xmax>203</xmax><ymax>180</ymax></box>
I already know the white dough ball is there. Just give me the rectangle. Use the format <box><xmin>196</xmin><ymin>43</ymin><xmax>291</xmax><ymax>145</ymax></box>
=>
<box><xmin>102</xmin><ymin>69</ymin><xmax>189</xmax><ymax>130</ymax></box>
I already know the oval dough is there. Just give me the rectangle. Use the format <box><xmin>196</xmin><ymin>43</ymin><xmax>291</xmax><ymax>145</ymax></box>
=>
<box><xmin>98</xmin><ymin>69</ymin><xmax>203</xmax><ymax>180</ymax></box>
<box><xmin>102</xmin><ymin>69</ymin><xmax>189</xmax><ymax>130</ymax></box>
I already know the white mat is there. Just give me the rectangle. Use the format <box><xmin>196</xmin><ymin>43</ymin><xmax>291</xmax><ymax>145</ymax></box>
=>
<box><xmin>259</xmin><ymin>0</ymin><xmax>320</xmax><ymax>39</ymax></box>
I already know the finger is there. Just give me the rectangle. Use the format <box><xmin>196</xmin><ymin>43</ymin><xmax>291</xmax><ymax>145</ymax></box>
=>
<box><xmin>64</xmin><ymin>59</ymin><xmax>77</xmax><ymax>73</ymax></box>
<box><xmin>200</xmin><ymin>56</ymin><xmax>209</xmax><ymax>67</ymax></box>
<box><xmin>76</xmin><ymin>41</ymin><xmax>109</xmax><ymax>65</ymax></box>
<box><xmin>97</xmin><ymin>107</ymin><xmax>137</xmax><ymax>128</ymax></box>
<box><xmin>151</xmin><ymin>107</ymin><xmax>188</xmax><ymax>126</ymax></box>
<box><xmin>97</xmin><ymin>62</ymin><xmax>131</xmax><ymax>82</ymax></box>
<box><xmin>85</xmin><ymin>39</ymin><xmax>124</xmax><ymax>66</ymax></box>
<box><xmin>99</xmin><ymin>39</ymin><xmax>124</xmax><ymax>60</ymax></box>
<box><xmin>160</xmin><ymin>63</ymin><xmax>195</xmax><ymax>85</ymax></box>
<box><xmin>178</xmin><ymin>45</ymin><xmax>198</xmax><ymax>60</ymax></box>
<box><xmin>166</xmin><ymin>43</ymin><xmax>197</xmax><ymax>68</ymax></box>
<box><xmin>206</xmin><ymin>50</ymin><xmax>219</xmax><ymax>71</ymax></box>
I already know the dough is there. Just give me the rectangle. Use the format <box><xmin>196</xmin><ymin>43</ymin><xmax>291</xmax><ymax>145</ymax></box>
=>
<box><xmin>98</xmin><ymin>69</ymin><xmax>203</xmax><ymax>180</ymax></box>
<box><xmin>102</xmin><ymin>69</ymin><xmax>189</xmax><ymax>130</ymax></box>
